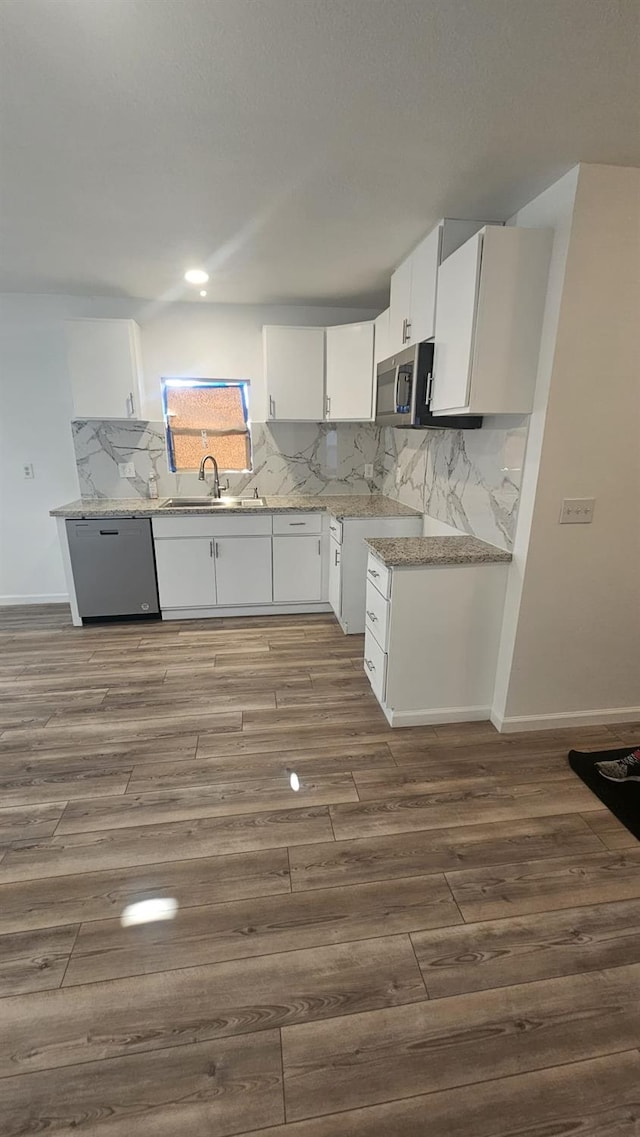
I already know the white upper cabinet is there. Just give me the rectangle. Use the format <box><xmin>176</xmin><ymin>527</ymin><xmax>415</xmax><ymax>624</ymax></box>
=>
<box><xmin>388</xmin><ymin>219</ymin><xmax>497</xmax><ymax>356</ymax></box>
<box><xmin>388</xmin><ymin>225</ymin><xmax>442</xmax><ymax>353</ymax></box>
<box><xmin>263</xmin><ymin>325</ymin><xmax>325</xmax><ymax>421</ymax></box>
<box><xmin>388</xmin><ymin>255</ymin><xmax>413</xmax><ymax>354</ymax></box>
<box><xmin>431</xmin><ymin>234</ymin><xmax>482</xmax><ymax>414</ymax></box>
<box><xmin>431</xmin><ymin>226</ymin><xmax>552</xmax><ymax>416</ymax></box>
<box><xmin>325</xmin><ymin>321</ymin><xmax>374</xmax><ymax>421</ymax></box>
<box><xmin>66</xmin><ymin>318</ymin><xmax>144</xmax><ymax>420</ymax></box>
<box><xmin>402</xmin><ymin>226</ymin><xmax>442</xmax><ymax>346</ymax></box>
<box><xmin>374</xmin><ymin>308</ymin><xmax>390</xmax><ymax>366</ymax></box>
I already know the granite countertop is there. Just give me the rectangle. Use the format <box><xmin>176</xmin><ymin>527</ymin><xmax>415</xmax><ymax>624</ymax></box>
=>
<box><xmin>365</xmin><ymin>535</ymin><xmax>513</xmax><ymax>567</ymax></box>
<box><xmin>50</xmin><ymin>494</ymin><xmax>422</xmax><ymax>521</ymax></box>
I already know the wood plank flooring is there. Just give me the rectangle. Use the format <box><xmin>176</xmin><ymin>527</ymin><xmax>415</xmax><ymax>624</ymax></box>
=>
<box><xmin>0</xmin><ymin>604</ymin><xmax>638</xmax><ymax>1136</ymax></box>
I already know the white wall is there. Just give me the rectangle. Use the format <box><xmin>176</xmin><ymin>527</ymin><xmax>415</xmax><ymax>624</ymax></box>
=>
<box><xmin>0</xmin><ymin>295</ymin><xmax>375</xmax><ymax>602</ymax></box>
<box><xmin>494</xmin><ymin>163</ymin><xmax>640</xmax><ymax>727</ymax></box>
<box><xmin>492</xmin><ymin>166</ymin><xmax>579</xmax><ymax>717</ymax></box>
<box><xmin>0</xmin><ymin>301</ymin><xmax>79</xmax><ymax>602</ymax></box>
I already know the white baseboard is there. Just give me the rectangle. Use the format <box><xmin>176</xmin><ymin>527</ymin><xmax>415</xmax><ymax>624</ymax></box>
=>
<box><xmin>162</xmin><ymin>602</ymin><xmax>333</xmax><ymax>620</ymax></box>
<box><xmin>383</xmin><ymin>704</ymin><xmax>490</xmax><ymax>727</ymax></box>
<box><xmin>0</xmin><ymin>594</ymin><xmax>69</xmax><ymax>606</ymax></box>
<box><xmin>491</xmin><ymin>706</ymin><xmax>640</xmax><ymax>733</ymax></box>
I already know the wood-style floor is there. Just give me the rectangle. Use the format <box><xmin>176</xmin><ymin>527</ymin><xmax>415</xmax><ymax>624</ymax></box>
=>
<box><xmin>0</xmin><ymin>604</ymin><xmax>639</xmax><ymax>1135</ymax></box>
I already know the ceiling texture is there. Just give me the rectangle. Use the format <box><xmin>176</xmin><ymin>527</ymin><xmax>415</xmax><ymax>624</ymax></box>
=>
<box><xmin>0</xmin><ymin>0</ymin><xmax>638</xmax><ymax>306</ymax></box>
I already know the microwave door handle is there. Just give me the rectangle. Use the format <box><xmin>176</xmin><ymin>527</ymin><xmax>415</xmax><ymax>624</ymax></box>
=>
<box><xmin>393</xmin><ymin>365</ymin><xmax>401</xmax><ymax>412</ymax></box>
<box><xmin>410</xmin><ymin>367</ymin><xmax>420</xmax><ymax>420</ymax></box>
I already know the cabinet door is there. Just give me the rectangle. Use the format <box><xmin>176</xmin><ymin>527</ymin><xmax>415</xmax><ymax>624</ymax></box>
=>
<box><xmin>154</xmin><ymin>538</ymin><xmax>215</xmax><ymax>609</ymax></box>
<box><xmin>66</xmin><ymin>319</ymin><xmax>143</xmax><ymax>419</ymax></box>
<box><xmin>328</xmin><ymin>536</ymin><xmax>342</xmax><ymax>618</ymax></box>
<box><xmin>409</xmin><ymin>226</ymin><xmax>442</xmax><ymax>344</ymax></box>
<box><xmin>263</xmin><ymin>326</ymin><xmax>325</xmax><ymax>421</ymax></box>
<box><xmin>374</xmin><ymin>308</ymin><xmax>390</xmax><ymax>366</ymax></box>
<box><xmin>214</xmin><ymin>537</ymin><xmax>273</xmax><ymax>605</ymax></box>
<box><xmin>388</xmin><ymin>257</ymin><xmax>412</xmax><ymax>355</ymax></box>
<box><xmin>431</xmin><ymin>232</ymin><xmax>483</xmax><ymax>414</ymax></box>
<box><xmin>325</xmin><ymin>322</ymin><xmax>374</xmax><ymax>421</ymax></box>
<box><xmin>273</xmin><ymin>535</ymin><xmax>323</xmax><ymax>602</ymax></box>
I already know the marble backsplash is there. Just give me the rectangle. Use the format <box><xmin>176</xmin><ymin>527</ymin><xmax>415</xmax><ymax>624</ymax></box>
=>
<box><xmin>71</xmin><ymin>420</ymin><xmax>382</xmax><ymax>501</ymax></box>
<box><xmin>72</xmin><ymin>416</ymin><xmax>527</xmax><ymax>550</ymax></box>
<box><xmin>380</xmin><ymin>418</ymin><xmax>528</xmax><ymax>550</ymax></box>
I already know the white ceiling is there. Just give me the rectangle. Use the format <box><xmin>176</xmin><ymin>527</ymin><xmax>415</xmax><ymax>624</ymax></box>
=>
<box><xmin>1</xmin><ymin>0</ymin><xmax>638</xmax><ymax>306</ymax></box>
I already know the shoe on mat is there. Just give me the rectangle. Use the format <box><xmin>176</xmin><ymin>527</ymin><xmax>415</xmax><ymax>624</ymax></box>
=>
<box><xmin>596</xmin><ymin>748</ymin><xmax>640</xmax><ymax>783</ymax></box>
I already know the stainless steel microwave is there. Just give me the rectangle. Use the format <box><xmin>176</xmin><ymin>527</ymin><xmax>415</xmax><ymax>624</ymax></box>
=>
<box><xmin>375</xmin><ymin>343</ymin><xmax>482</xmax><ymax>429</ymax></box>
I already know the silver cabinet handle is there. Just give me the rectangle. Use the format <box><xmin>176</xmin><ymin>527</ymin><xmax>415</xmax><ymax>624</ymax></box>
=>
<box><xmin>366</xmin><ymin>610</ymin><xmax>377</xmax><ymax>621</ymax></box>
<box><xmin>289</xmin><ymin>522</ymin><xmax>306</xmax><ymax>527</ymax></box>
<box><xmin>209</xmin><ymin>540</ymin><xmax>214</xmax><ymax>558</ymax></box>
<box><xmin>365</xmin><ymin>659</ymin><xmax>375</xmax><ymax>672</ymax></box>
<box><xmin>334</xmin><ymin>549</ymin><xmax>340</xmax><ymax>566</ymax></box>
<box><xmin>214</xmin><ymin>541</ymin><xmax>219</xmax><ymax>558</ymax></box>
<box><xmin>269</xmin><ymin>395</ymin><xmax>276</xmax><ymax>418</ymax></box>
<box><xmin>318</xmin><ymin>539</ymin><xmax>321</xmax><ymax>555</ymax></box>
<box><xmin>426</xmin><ymin>372</ymin><xmax>434</xmax><ymax>405</ymax></box>
<box><xmin>368</xmin><ymin>568</ymin><xmax>380</xmax><ymax>578</ymax></box>
<box><xmin>325</xmin><ymin>395</ymin><xmax>331</xmax><ymax>418</ymax></box>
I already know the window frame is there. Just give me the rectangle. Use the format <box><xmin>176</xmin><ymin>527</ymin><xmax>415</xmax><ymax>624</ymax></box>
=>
<box><xmin>161</xmin><ymin>378</ymin><xmax>252</xmax><ymax>474</ymax></box>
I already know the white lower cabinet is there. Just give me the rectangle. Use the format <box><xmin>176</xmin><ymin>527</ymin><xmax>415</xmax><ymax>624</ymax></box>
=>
<box><xmin>214</xmin><ymin>537</ymin><xmax>273</xmax><ymax>605</ymax></box>
<box><xmin>154</xmin><ymin>537</ymin><xmax>215</xmax><ymax>609</ymax></box>
<box><xmin>364</xmin><ymin>551</ymin><xmax>509</xmax><ymax>726</ymax></box>
<box><xmin>328</xmin><ymin>514</ymin><xmax>422</xmax><ymax>634</ymax></box>
<box><xmin>363</xmin><ymin>625</ymin><xmax>387</xmax><ymax>704</ymax></box>
<box><xmin>328</xmin><ymin>535</ymin><xmax>342</xmax><ymax>617</ymax></box>
<box><xmin>273</xmin><ymin>535</ymin><xmax>323</xmax><ymax>603</ymax></box>
<box><xmin>364</xmin><ymin>577</ymin><xmax>389</xmax><ymax>649</ymax></box>
<box><xmin>152</xmin><ymin>512</ymin><xmax>330</xmax><ymax>617</ymax></box>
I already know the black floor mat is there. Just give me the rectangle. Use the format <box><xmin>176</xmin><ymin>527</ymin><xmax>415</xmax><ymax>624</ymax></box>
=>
<box><xmin>568</xmin><ymin>746</ymin><xmax>640</xmax><ymax>842</ymax></box>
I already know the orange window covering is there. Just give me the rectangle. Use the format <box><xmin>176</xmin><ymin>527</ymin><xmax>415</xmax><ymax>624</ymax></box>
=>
<box><xmin>163</xmin><ymin>382</ymin><xmax>251</xmax><ymax>472</ymax></box>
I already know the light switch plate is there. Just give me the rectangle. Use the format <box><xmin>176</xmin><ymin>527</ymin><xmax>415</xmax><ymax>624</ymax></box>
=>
<box><xmin>23</xmin><ymin>463</ymin><xmax>34</xmax><ymax>479</ymax></box>
<box><xmin>559</xmin><ymin>498</ymin><xmax>595</xmax><ymax>524</ymax></box>
<box><xmin>118</xmin><ymin>462</ymin><xmax>136</xmax><ymax>479</ymax></box>
<box><xmin>364</xmin><ymin>463</ymin><xmax>374</xmax><ymax>479</ymax></box>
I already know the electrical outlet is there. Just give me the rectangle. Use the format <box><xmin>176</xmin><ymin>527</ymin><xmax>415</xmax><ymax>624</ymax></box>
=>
<box><xmin>559</xmin><ymin>498</ymin><xmax>595</xmax><ymax>524</ymax></box>
<box><xmin>118</xmin><ymin>462</ymin><xmax>136</xmax><ymax>479</ymax></box>
<box><xmin>23</xmin><ymin>463</ymin><xmax>34</xmax><ymax>479</ymax></box>
<box><xmin>364</xmin><ymin>463</ymin><xmax>374</xmax><ymax>479</ymax></box>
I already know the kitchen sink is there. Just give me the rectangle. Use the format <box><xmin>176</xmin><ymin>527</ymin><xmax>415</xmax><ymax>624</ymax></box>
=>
<box><xmin>160</xmin><ymin>497</ymin><xmax>266</xmax><ymax>508</ymax></box>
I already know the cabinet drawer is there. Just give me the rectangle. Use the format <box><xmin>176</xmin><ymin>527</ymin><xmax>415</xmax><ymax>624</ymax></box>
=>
<box><xmin>328</xmin><ymin>517</ymin><xmax>343</xmax><ymax>544</ymax></box>
<box><xmin>272</xmin><ymin>513</ymin><xmax>322</xmax><ymax>535</ymax></box>
<box><xmin>152</xmin><ymin>515</ymin><xmax>272</xmax><ymax>539</ymax></box>
<box><xmin>365</xmin><ymin>580</ymin><xmax>389</xmax><ymax>650</ymax></box>
<box><xmin>366</xmin><ymin>554</ymin><xmax>391</xmax><ymax>599</ymax></box>
<box><xmin>363</xmin><ymin>626</ymin><xmax>387</xmax><ymax>704</ymax></box>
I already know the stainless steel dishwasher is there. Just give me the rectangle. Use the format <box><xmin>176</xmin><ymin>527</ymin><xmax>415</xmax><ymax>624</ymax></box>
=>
<box><xmin>66</xmin><ymin>518</ymin><xmax>160</xmax><ymax>620</ymax></box>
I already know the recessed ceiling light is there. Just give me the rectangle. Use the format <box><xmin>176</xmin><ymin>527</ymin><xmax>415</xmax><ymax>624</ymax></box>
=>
<box><xmin>184</xmin><ymin>268</ymin><xmax>209</xmax><ymax>284</ymax></box>
<box><xmin>199</xmin><ymin>290</ymin><xmax>207</xmax><ymax>297</ymax></box>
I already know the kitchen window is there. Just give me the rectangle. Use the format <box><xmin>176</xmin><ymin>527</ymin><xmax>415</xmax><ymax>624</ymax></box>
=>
<box><xmin>162</xmin><ymin>378</ymin><xmax>251</xmax><ymax>473</ymax></box>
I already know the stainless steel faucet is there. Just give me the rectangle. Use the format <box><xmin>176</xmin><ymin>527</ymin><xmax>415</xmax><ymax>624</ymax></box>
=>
<box><xmin>198</xmin><ymin>454</ymin><xmax>222</xmax><ymax>498</ymax></box>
